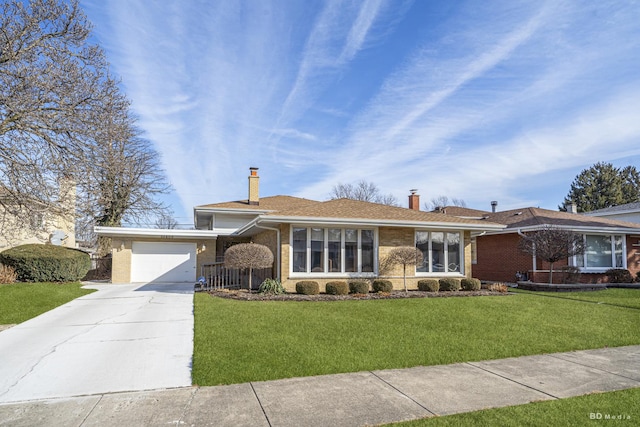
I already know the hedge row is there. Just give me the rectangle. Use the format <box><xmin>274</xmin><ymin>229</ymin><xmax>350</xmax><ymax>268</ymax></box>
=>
<box><xmin>296</xmin><ymin>277</ymin><xmax>483</xmax><ymax>294</ymax></box>
<box><xmin>0</xmin><ymin>244</ymin><xmax>90</xmax><ymax>282</ymax></box>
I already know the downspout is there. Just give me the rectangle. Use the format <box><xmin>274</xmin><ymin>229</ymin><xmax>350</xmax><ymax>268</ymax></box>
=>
<box><xmin>254</xmin><ymin>221</ymin><xmax>281</xmax><ymax>280</ymax></box>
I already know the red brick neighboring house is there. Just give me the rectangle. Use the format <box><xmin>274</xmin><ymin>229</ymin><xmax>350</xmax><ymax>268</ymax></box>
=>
<box><xmin>439</xmin><ymin>206</ymin><xmax>640</xmax><ymax>284</ymax></box>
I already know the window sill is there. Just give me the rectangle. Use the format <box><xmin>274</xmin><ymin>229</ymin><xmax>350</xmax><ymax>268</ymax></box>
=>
<box><xmin>289</xmin><ymin>272</ymin><xmax>377</xmax><ymax>279</ymax></box>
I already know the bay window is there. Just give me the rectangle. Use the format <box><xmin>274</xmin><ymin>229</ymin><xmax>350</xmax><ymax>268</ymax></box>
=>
<box><xmin>291</xmin><ymin>227</ymin><xmax>376</xmax><ymax>275</ymax></box>
<box><xmin>416</xmin><ymin>231</ymin><xmax>463</xmax><ymax>274</ymax></box>
<box><xmin>574</xmin><ymin>234</ymin><xmax>625</xmax><ymax>270</ymax></box>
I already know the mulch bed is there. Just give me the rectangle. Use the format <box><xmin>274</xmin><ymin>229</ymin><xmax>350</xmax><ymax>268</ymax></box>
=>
<box><xmin>207</xmin><ymin>289</ymin><xmax>510</xmax><ymax>301</ymax></box>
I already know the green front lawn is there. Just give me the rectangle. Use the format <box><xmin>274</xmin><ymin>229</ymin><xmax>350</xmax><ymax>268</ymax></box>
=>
<box><xmin>513</xmin><ymin>287</ymin><xmax>640</xmax><ymax>309</ymax></box>
<box><xmin>388</xmin><ymin>387</ymin><xmax>640</xmax><ymax>426</ymax></box>
<box><xmin>0</xmin><ymin>282</ymin><xmax>95</xmax><ymax>324</ymax></box>
<box><xmin>192</xmin><ymin>289</ymin><xmax>640</xmax><ymax>385</ymax></box>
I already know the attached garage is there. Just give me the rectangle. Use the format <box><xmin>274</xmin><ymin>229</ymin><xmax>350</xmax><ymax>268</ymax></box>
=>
<box><xmin>131</xmin><ymin>242</ymin><xmax>197</xmax><ymax>283</ymax></box>
<box><xmin>94</xmin><ymin>227</ymin><xmax>220</xmax><ymax>284</ymax></box>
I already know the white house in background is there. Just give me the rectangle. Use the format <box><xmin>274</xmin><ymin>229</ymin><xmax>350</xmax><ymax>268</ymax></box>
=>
<box><xmin>0</xmin><ymin>178</ymin><xmax>76</xmax><ymax>251</ymax></box>
<box><xmin>584</xmin><ymin>202</ymin><xmax>640</xmax><ymax>224</ymax></box>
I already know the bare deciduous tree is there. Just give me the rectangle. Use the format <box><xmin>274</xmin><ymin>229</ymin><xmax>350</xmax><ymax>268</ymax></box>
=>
<box><xmin>1</xmin><ymin>0</ymin><xmax>110</xmax><ymax>227</ymax></box>
<box><xmin>330</xmin><ymin>180</ymin><xmax>398</xmax><ymax>206</ymax></box>
<box><xmin>1</xmin><ymin>0</ymin><xmax>172</xmax><ymax>252</ymax></box>
<box><xmin>154</xmin><ymin>213</ymin><xmax>179</xmax><ymax>230</ymax></box>
<box><xmin>384</xmin><ymin>246</ymin><xmax>423</xmax><ymax>292</ymax></box>
<box><xmin>426</xmin><ymin>195</ymin><xmax>467</xmax><ymax>211</ymax></box>
<box><xmin>224</xmin><ymin>243</ymin><xmax>274</xmax><ymax>292</ymax></box>
<box><xmin>518</xmin><ymin>226</ymin><xmax>585</xmax><ymax>284</ymax></box>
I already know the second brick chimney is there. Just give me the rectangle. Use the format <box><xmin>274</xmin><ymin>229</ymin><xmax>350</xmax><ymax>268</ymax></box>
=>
<box><xmin>408</xmin><ymin>189</ymin><xmax>420</xmax><ymax>210</ymax></box>
<box><xmin>248</xmin><ymin>167</ymin><xmax>259</xmax><ymax>205</ymax></box>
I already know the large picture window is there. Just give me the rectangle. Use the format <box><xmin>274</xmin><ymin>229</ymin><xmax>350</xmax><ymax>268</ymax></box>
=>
<box><xmin>575</xmin><ymin>234</ymin><xmax>625</xmax><ymax>269</ymax></box>
<box><xmin>291</xmin><ymin>227</ymin><xmax>376</xmax><ymax>275</ymax></box>
<box><xmin>416</xmin><ymin>231</ymin><xmax>463</xmax><ymax>274</ymax></box>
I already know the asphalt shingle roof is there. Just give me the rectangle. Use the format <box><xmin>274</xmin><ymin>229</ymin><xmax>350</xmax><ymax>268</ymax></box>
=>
<box><xmin>442</xmin><ymin>206</ymin><xmax>640</xmax><ymax>230</ymax></box>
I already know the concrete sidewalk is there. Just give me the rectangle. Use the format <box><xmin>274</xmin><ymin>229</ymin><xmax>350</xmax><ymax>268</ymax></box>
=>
<box><xmin>1</xmin><ymin>345</ymin><xmax>639</xmax><ymax>427</ymax></box>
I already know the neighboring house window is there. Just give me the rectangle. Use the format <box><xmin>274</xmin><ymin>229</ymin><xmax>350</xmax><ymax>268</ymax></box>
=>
<box><xmin>574</xmin><ymin>234</ymin><xmax>625</xmax><ymax>270</ymax></box>
<box><xmin>416</xmin><ymin>231</ymin><xmax>463</xmax><ymax>274</ymax></box>
<box><xmin>291</xmin><ymin>227</ymin><xmax>375</xmax><ymax>275</ymax></box>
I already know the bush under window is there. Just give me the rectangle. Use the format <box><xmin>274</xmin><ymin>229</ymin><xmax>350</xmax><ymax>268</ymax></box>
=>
<box><xmin>325</xmin><ymin>281</ymin><xmax>348</xmax><ymax>295</ymax></box>
<box><xmin>438</xmin><ymin>278</ymin><xmax>461</xmax><ymax>292</ymax></box>
<box><xmin>418</xmin><ymin>279</ymin><xmax>439</xmax><ymax>292</ymax></box>
<box><xmin>348</xmin><ymin>280</ymin><xmax>370</xmax><ymax>294</ymax></box>
<box><xmin>372</xmin><ymin>279</ymin><xmax>393</xmax><ymax>293</ymax></box>
<box><xmin>296</xmin><ymin>281</ymin><xmax>319</xmax><ymax>295</ymax></box>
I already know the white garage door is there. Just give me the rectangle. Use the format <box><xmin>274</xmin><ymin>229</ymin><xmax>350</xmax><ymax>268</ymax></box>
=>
<box><xmin>131</xmin><ymin>242</ymin><xmax>197</xmax><ymax>283</ymax></box>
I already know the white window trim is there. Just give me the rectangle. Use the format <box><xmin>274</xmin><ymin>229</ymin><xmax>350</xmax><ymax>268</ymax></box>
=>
<box><xmin>415</xmin><ymin>230</ymin><xmax>465</xmax><ymax>277</ymax></box>
<box><xmin>289</xmin><ymin>225</ymin><xmax>378</xmax><ymax>278</ymax></box>
<box><xmin>573</xmin><ymin>233</ymin><xmax>627</xmax><ymax>273</ymax></box>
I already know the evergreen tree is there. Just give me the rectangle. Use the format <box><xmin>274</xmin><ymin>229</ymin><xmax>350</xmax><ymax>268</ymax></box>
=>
<box><xmin>561</xmin><ymin>162</ymin><xmax>640</xmax><ymax>212</ymax></box>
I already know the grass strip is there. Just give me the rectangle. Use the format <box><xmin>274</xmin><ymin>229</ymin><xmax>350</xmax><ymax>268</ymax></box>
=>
<box><xmin>512</xmin><ymin>288</ymin><xmax>640</xmax><ymax>310</ymax></box>
<box><xmin>0</xmin><ymin>282</ymin><xmax>95</xmax><ymax>324</ymax></box>
<box><xmin>387</xmin><ymin>387</ymin><xmax>640</xmax><ymax>426</ymax></box>
<box><xmin>193</xmin><ymin>291</ymin><xmax>640</xmax><ymax>385</ymax></box>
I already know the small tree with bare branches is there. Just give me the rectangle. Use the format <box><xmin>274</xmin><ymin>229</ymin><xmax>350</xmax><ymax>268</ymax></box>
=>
<box><xmin>224</xmin><ymin>243</ymin><xmax>274</xmax><ymax>292</ymax></box>
<box><xmin>518</xmin><ymin>226</ymin><xmax>585</xmax><ymax>284</ymax></box>
<box><xmin>384</xmin><ymin>247</ymin><xmax>423</xmax><ymax>292</ymax></box>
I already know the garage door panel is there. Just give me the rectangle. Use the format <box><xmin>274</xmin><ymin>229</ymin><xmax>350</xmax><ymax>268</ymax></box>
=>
<box><xmin>131</xmin><ymin>242</ymin><xmax>196</xmax><ymax>283</ymax></box>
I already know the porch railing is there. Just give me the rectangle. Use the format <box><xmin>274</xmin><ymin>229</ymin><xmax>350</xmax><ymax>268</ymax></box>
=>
<box><xmin>199</xmin><ymin>262</ymin><xmax>272</xmax><ymax>291</ymax></box>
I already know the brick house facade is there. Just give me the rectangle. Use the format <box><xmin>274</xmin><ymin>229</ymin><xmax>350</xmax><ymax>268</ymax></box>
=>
<box><xmin>442</xmin><ymin>206</ymin><xmax>640</xmax><ymax>284</ymax></box>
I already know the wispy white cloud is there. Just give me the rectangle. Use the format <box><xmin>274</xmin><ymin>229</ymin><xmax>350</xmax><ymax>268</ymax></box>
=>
<box><xmin>82</xmin><ymin>0</ymin><xmax>640</xmax><ymax>219</ymax></box>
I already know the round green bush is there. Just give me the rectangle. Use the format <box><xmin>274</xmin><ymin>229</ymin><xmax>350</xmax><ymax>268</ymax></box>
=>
<box><xmin>461</xmin><ymin>278</ymin><xmax>481</xmax><ymax>291</ymax></box>
<box><xmin>295</xmin><ymin>281</ymin><xmax>319</xmax><ymax>295</ymax></box>
<box><xmin>349</xmin><ymin>280</ymin><xmax>370</xmax><ymax>294</ymax></box>
<box><xmin>325</xmin><ymin>281</ymin><xmax>348</xmax><ymax>295</ymax></box>
<box><xmin>418</xmin><ymin>279</ymin><xmax>439</xmax><ymax>292</ymax></box>
<box><xmin>0</xmin><ymin>244</ymin><xmax>91</xmax><ymax>282</ymax></box>
<box><xmin>372</xmin><ymin>279</ymin><xmax>393</xmax><ymax>293</ymax></box>
<box><xmin>438</xmin><ymin>278</ymin><xmax>461</xmax><ymax>291</ymax></box>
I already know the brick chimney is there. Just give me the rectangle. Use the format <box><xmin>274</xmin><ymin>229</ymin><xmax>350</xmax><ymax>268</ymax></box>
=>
<box><xmin>248</xmin><ymin>167</ymin><xmax>259</xmax><ymax>205</ymax></box>
<box><xmin>408</xmin><ymin>189</ymin><xmax>420</xmax><ymax>210</ymax></box>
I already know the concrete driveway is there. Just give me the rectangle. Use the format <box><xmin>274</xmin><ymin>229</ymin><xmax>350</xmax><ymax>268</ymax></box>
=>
<box><xmin>0</xmin><ymin>283</ymin><xmax>194</xmax><ymax>404</ymax></box>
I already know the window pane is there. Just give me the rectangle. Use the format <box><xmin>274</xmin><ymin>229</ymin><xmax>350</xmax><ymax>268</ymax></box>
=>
<box><xmin>432</xmin><ymin>232</ymin><xmax>445</xmax><ymax>272</ymax></box>
<box><xmin>447</xmin><ymin>232</ymin><xmax>460</xmax><ymax>272</ymax></box>
<box><xmin>585</xmin><ymin>235</ymin><xmax>612</xmax><ymax>268</ymax></box>
<box><xmin>416</xmin><ymin>231</ymin><xmax>429</xmax><ymax>272</ymax></box>
<box><xmin>345</xmin><ymin>229</ymin><xmax>358</xmax><ymax>272</ymax></box>
<box><xmin>361</xmin><ymin>230</ymin><xmax>374</xmax><ymax>272</ymax></box>
<box><xmin>328</xmin><ymin>229</ymin><xmax>341</xmax><ymax>272</ymax></box>
<box><xmin>614</xmin><ymin>235</ymin><xmax>624</xmax><ymax>268</ymax></box>
<box><xmin>293</xmin><ymin>228</ymin><xmax>307</xmax><ymax>272</ymax></box>
<box><xmin>311</xmin><ymin>228</ymin><xmax>324</xmax><ymax>272</ymax></box>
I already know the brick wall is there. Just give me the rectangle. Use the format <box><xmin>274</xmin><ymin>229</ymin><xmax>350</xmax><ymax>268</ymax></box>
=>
<box><xmin>474</xmin><ymin>233</ymin><xmax>532</xmax><ymax>283</ymax></box>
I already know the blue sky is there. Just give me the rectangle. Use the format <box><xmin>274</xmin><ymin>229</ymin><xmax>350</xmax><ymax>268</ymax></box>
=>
<box><xmin>81</xmin><ymin>0</ymin><xmax>640</xmax><ymax>225</ymax></box>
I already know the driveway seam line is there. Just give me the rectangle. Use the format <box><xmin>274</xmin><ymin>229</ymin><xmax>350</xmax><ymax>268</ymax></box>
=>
<box><xmin>177</xmin><ymin>386</ymin><xmax>199</xmax><ymax>425</ymax></box>
<box><xmin>465</xmin><ymin>361</ymin><xmax>560</xmax><ymax>399</ymax></box>
<box><xmin>79</xmin><ymin>394</ymin><xmax>104</xmax><ymax>426</ymax></box>
<box><xmin>250</xmin><ymin>382</ymin><xmax>273</xmax><ymax>427</ymax></box>
<box><xmin>369</xmin><ymin>371</ymin><xmax>437</xmax><ymax>416</ymax></box>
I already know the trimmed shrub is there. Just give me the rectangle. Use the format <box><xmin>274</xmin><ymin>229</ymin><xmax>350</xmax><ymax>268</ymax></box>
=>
<box><xmin>438</xmin><ymin>278</ymin><xmax>461</xmax><ymax>292</ymax></box>
<box><xmin>418</xmin><ymin>279</ymin><xmax>439</xmax><ymax>292</ymax></box>
<box><xmin>461</xmin><ymin>278</ymin><xmax>481</xmax><ymax>291</ymax></box>
<box><xmin>0</xmin><ymin>264</ymin><xmax>17</xmax><ymax>284</ymax></box>
<box><xmin>561</xmin><ymin>266</ymin><xmax>581</xmax><ymax>284</ymax></box>
<box><xmin>325</xmin><ymin>281</ymin><xmax>349</xmax><ymax>295</ymax></box>
<box><xmin>258</xmin><ymin>278</ymin><xmax>285</xmax><ymax>295</ymax></box>
<box><xmin>605</xmin><ymin>268</ymin><xmax>634</xmax><ymax>283</ymax></box>
<box><xmin>349</xmin><ymin>280</ymin><xmax>370</xmax><ymax>294</ymax></box>
<box><xmin>0</xmin><ymin>244</ymin><xmax>90</xmax><ymax>282</ymax></box>
<box><xmin>372</xmin><ymin>279</ymin><xmax>393</xmax><ymax>293</ymax></box>
<box><xmin>296</xmin><ymin>281</ymin><xmax>319</xmax><ymax>295</ymax></box>
<box><xmin>489</xmin><ymin>283</ymin><xmax>508</xmax><ymax>293</ymax></box>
